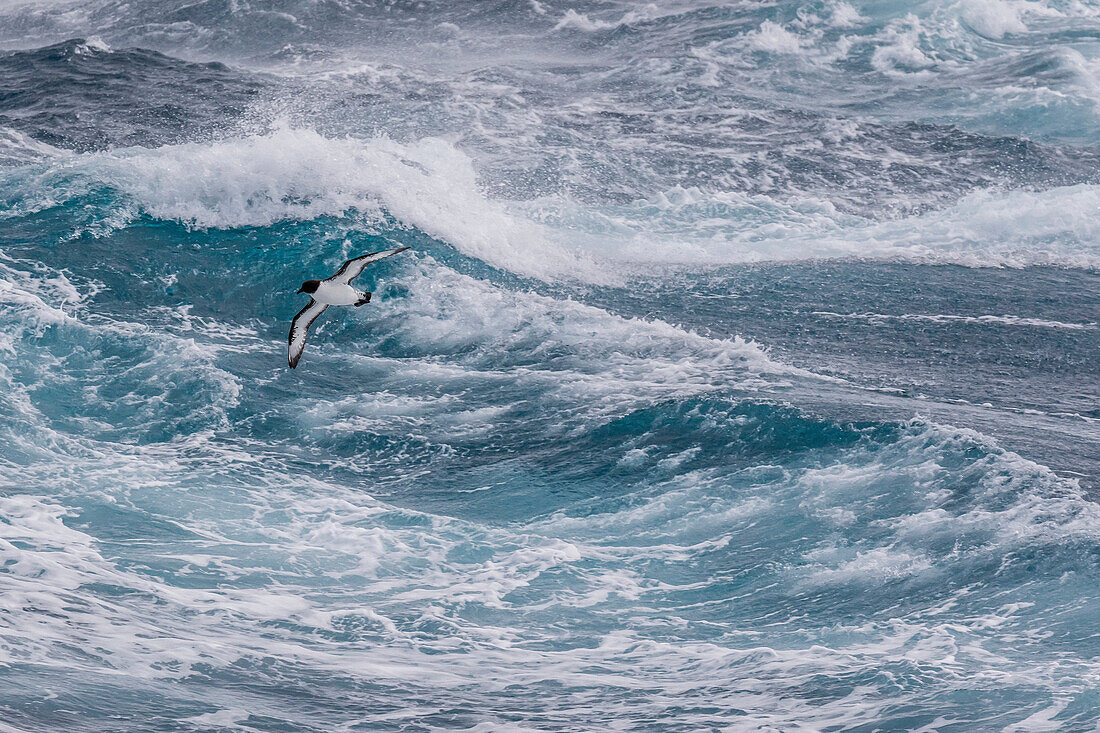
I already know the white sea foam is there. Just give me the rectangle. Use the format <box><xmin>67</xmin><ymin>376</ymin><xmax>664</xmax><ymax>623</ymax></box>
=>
<box><xmin>552</xmin><ymin>4</ymin><xmax>698</xmax><ymax>33</ymax></box>
<box><xmin>5</xmin><ymin>127</ymin><xmax>1099</xmax><ymax>282</ymax></box>
<box><xmin>0</xmin><ymin>127</ymin><xmax>67</xmax><ymax>167</ymax></box>
<box><xmin>961</xmin><ymin>0</ymin><xmax>1029</xmax><ymax>38</ymax></box>
<box><xmin>810</xmin><ymin>311</ymin><xmax>1097</xmax><ymax>330</ymax></box>
<box><xmin>829</xmin><ymin>2</ymin><xmax>864</xmax><ymax>28</ymax></box>
<box><xmin>390</xmin><ymin>261</ymin><xmax>783</xmax><ymax>375</ymax></box>
<box><xmin>802</xmin><ymin>546</ymin><xmax>934</xmax><ymax>584</ymax></box>
<box><xmin>75</xmin><ymin>35</ymin><xmax>111</xmax><ymax>53</ymax></box>
<box><xmin>532</xmin><ymin>412</ymin><xmax>1100</xmax><ymax>595</ymax></box>
<box><xmin>792</xmin><ymin>421</ymin><xmax>1100</xmax><ymax>588</ymax></box>
<box><xmin>529</xmin><ymin>182</ymin><xmax>1100</xmax><ymax>269</ymax></box>
<box><xmin>0</xmin><ymin>250</ymin><xmax>88</xmax><ymax>354</ymax></box>
<box><xmin>0</xmin><ymin>127</ymin><xmax>605</xmax><ymax>283</ymax></box>
<box><xmin>553</xmin><ymin>9</ymin><xmax>617</xmax><ymax>32</ymax></box>
<box><xmin>746</xmin><ymin>21</ymin><xmax>804</xmax><ymax>54</ymax></box>
<box><xmin>871</xmin><ymin>14</ymin><xmax>935</xmax><ymax>75</ymax></box>
<box><xmin>2</xmin><ymin>325</ymin><xmax>1097</xmax><ymax>730</ymax></box>
<box><xmin>0</xmin><ymin>253</ymin><xmax>242</xmax><ymax>445</ymax></box>
<box><xmin>289</xmin><ymin>259</ymin><xmax>794</xmax><ymax>453</ymax></box>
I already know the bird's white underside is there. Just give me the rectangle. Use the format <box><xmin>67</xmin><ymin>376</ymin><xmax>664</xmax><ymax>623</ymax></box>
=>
<box><xmin>312</xmin><ymin>281</ymin><xmax>362</xmax><ymax>306</ymax></box>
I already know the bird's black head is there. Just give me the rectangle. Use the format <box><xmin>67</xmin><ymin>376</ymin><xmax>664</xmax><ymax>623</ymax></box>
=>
<box><xmin>298</xmin><ymin>280</ymin><xmax>320</xmax><ymax>294</ymax></box>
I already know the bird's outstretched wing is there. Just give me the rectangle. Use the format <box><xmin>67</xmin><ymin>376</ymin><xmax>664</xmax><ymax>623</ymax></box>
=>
<box><xmin>288</xmin><ymin>299</ymin><xmax>328</xmax><ymax>369</ymax></box>
<box><xmin>328</xmin><ymin>246</ymin><xmax>411</xmax><ymax>285</ymax></box>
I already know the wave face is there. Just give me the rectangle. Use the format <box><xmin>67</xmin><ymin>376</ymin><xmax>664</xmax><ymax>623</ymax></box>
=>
<box><xmin>0</xmin><ymin>1</ymin><xmax>1099</xmax><ymax>731</ymax></box>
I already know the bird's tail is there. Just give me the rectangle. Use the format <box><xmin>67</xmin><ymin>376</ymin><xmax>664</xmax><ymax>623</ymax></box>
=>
<box><xmin>355</xmin><ymin>291</ymin><xmax>372</xmax><ymax>306</ymax></box>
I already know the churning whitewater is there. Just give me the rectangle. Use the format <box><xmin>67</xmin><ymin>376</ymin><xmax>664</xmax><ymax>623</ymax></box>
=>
<box><xmin>0</xmin><ymin>1</ymin><xmax>1098</xmax><ymax>731</ymax></box>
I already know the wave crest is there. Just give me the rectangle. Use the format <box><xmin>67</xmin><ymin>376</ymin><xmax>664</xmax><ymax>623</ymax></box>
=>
<box><xmin>1</xmin><ymin>127</ymin><xmax>605</xmax><ymax>282</ymax></box>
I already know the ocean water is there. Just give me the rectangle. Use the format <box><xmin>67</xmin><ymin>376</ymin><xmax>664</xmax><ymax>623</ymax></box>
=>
<box><xmin>0</xmin><ymin>1</ymin><xmax>1098</xmax><ymax>730</ymax></box>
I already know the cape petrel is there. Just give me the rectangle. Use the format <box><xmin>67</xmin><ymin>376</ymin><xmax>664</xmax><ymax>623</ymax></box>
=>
<box><xmin>289</xmin><ymin>246</ymin><xmax>410</xmax><ymax>368</ymax></box>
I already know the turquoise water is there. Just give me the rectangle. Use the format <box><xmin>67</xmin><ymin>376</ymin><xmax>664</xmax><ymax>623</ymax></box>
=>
<box><xmin>0</xmin><ymin>2</ymin><xmax>1099</xmax><ymax>730</ymax></box>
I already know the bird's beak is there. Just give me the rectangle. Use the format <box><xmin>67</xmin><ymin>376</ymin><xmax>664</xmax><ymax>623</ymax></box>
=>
<box><xmin>296</xmin><ymin>286</ymin><xmax>305</xmax><ymax>294</ymax></box>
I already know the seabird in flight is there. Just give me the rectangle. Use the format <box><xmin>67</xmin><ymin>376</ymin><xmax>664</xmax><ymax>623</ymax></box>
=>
<box><xmin>288</xmin><ymin>246</ymin><xmax>410</xmax><ymax>369</ymax></box>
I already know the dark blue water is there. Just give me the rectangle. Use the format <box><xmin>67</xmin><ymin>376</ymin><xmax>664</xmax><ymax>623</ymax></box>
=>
<box><xmin>0</xmin><ymin>2</ymin><xmax>1098</xmax><ymax>731</ymax></box>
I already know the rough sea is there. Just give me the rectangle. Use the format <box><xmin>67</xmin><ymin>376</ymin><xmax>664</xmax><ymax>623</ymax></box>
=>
<box><xmin>0</xmin><ymin>1</ymin><xmax>1098</xmax><ymax>730</ymax></box>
